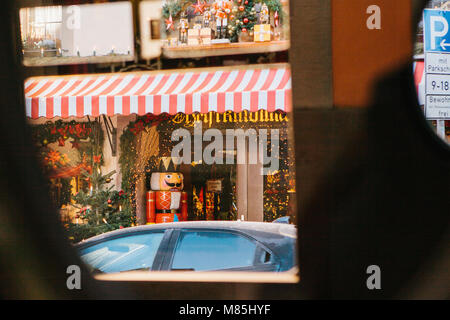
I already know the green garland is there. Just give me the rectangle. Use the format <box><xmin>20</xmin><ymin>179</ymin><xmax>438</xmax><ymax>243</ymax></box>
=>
<box><xmin>256</xmin><ymin>0</ymin><xmax>284</xmax><ymax>21</ymax></box>
<box><xmin>119</xmin><ymin>114</ymin><xmax>172</xmax><ymax>214</ymax></box>
<box><xmin>31</xmin><ymin>119</ymin><xmax>104</xmax><ymax>165</ymax></box>
<box><xmin>162</xmin><ymin>0</ymin><xmax>191</xmax><ymax>19</ymax></box>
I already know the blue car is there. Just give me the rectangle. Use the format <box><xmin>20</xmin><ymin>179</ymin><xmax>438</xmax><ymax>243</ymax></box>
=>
<box><xmin>76</xmin><ymin>221</ymin><xmax>297</xmax><ymax>274</ymax></box>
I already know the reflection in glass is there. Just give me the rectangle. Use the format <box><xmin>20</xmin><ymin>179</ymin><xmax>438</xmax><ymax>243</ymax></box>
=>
<box><xmin>79</xmin><ymin>232</ymin><xmax>165</xmax><ymax>273</ymax></box>
<box><xmin>19</xmin><ymin>2</ymin><xmax>134</xmax><ymax>66</ymax></box>
<box><xmin>171</xmin><ymin>231</ymin><xmax>257</xmax><ymax>271</ymax></box>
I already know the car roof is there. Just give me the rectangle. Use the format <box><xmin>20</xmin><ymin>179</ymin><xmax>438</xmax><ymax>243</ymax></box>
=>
<box><xmin>75</xmin><ymin>221</ymin><xmax>297</xmax><ymax>247</ymax></box>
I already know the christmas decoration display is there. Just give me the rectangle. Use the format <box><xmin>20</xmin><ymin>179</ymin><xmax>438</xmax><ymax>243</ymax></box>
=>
<box><xmin>165</xmin><ymin>14</ymin><xmax>175</xmax><ymax>31</ymax></box>
<box><xmin>200</xmin><ymin>27</ymin><xmax>212</xmax><ymax>44</ymax></box>
<box><xmin>191</xmin><ymin>0</ymin><xmax>206</xmax><ymax>14</ymax></box>
<box><xmin>119</xmin><ymin>111</ymin><xmax>292</xmax><ymax>224</ymax></box>
<box><xmin>188</xmin><ymin>28</ymin><xmax>201</xmax><ymax>45</ymax></box>
<box><xmin>29</xmin><ymin>119</ymin><xmax>135</xmax><ymax>242</ymax></box>
<box><xmin>259</xmin><ymin>2</ymin><xmax>269</xmax><ymax>23</ymax></box>
<box><xmin>227</xmin><ymin>0</ymin><xmax>257</xmax><ymax>42</ymax></box>
<box><xmin>67</xmin><ymin>167</ymin><xmax>135</xmax><ymax>243</ymax></box>
<box><xmin>254</xmin><ymin>23</ymin><xmax>271</xmax><ymax>42</ymax></box>
<box><xmin>119</xmin><ymin>113</ymin><xmax>172</xmax><ymax>217</ymax></box>
<box><xmin>31</xmin><ymin>120</ymin><xmax>97</xmax><ymax>149</ymax></box>
<box><xmin>263</xmin><ymin>138</ymin><xmax>296</xmax><ymax>222</ymax></box>
<box><xmin>203</xmin><ymin>6</ymin><xmax>212</xmax><ymax>27</ymax></box>
<box><xmin>178</xmin><ymin>13</ymin><xmax>190</xmax><ymax>43</ymax></box>
<box><xmin>162</xmin><ymin>0</ymin><xmax>185</xmax><ymax>21</ymax></box>
<box><xmin>161</xmin><ymin>0</ymin><xmax>285</xmax><ymax>46</ymax></box>
<box><xmin>43</xmin><ymin>150</ymin><xmax>69</xmax><ymax>169</ymax></box>
<box><xmin>30</xmin><ymin>119</ymin><xmax>104</xmax><ymax>210</ymax></box>
<box><xmin>146</xmin><ymin>158</ymin><xmax>188</xmax><ymax>224</ymax></box>
<box><xmin>211</xmin><ymin>0</ymin><xmax>233</xmax><ymax>39</ymax></box>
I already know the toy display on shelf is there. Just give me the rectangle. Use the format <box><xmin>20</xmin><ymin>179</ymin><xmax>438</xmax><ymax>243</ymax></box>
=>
<box><xmin>161</xmin><ymin>0</ymin><xmax>286</xmax><ymax>49</ymax></box>
<box><xmin>178</xmin><ymin>13</ymin><xmax>190</xmax><ymax>44</ymax></box>
<box><xmin>254</xmin><ymin>23</ymin><xmax>271</xmax><ymax>42</ymax></box>
<box><xmin>211</xmin><ymin>0</ymin><xmax>232</xmax><ymax>42</ymax></box>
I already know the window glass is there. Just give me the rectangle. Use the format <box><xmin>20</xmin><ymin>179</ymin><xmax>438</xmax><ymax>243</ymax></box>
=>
<box><xmin>414</xmin><ymin>1</ymin><xmax>450</xmax><ymax>144</ymax></box>
<box><xmin>21</xmin><ymin>0</ymin><xmax>298</xmax><ymax>279</ymax></box>
<box><xmin>19</xmin><ymin>2</ymin><xmax>134</xmax><ymax>66</ymax></box>
<box><xmin>139</xmin><ymin>0</ymin><xmax>291</xmax><ymax>59</ymax></box>
<box><xmin>171</xmin><ymin>231</ymin><xmax>257</xmax><ymax>271</ymax></box>
<box><xmin>79</xmin><ymin>232</ymin><xmax>164</xmax><ymax>273</ymax></box>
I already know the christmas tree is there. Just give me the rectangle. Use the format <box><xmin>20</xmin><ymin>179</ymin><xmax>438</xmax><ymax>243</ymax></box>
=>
<box><xmin>66</xmin><ymin>163</ymin><xmax>135</xmax><ymax>243</ymax></box>
<box><xmin>227</xmin><ymin>0</ymin><xmax>258</xmax><ymax>42</ymax></box>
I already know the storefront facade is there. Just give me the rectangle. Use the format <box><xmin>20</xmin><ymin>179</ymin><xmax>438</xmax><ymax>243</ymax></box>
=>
<box><xmin>25</xmin><ymin>63</ymin><xmax>295</xmax><ymax>240</ymax></box>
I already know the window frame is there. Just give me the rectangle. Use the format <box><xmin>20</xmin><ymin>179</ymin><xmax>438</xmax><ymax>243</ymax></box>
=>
<box><xmin>12</xmin><ymin>0</ymin><xmax>312</xmax><ymax>293</ymax></box>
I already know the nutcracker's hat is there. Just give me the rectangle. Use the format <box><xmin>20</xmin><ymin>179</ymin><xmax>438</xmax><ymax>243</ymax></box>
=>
<box><xmin>156</xmin><ymin>157</ymin><xmax>179</xmax><ymax>172</ymax></box>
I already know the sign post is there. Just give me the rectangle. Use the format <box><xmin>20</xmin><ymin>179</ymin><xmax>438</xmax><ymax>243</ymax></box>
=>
<box><xmin>423</xmin><ymin>9</ymin><xmax>450</xmax><ymax>119</ymax></box>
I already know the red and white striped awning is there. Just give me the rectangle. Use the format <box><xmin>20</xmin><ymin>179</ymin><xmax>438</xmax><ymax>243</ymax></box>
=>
<box><xmin>24</xmin><ymin>64</ymin><xmax>292</xmax><ymax>119</ymax></box>
<box><xmin>414</xmin><ymin>60</ymin><xmax>425</xmax><ymax>106</ymax></box>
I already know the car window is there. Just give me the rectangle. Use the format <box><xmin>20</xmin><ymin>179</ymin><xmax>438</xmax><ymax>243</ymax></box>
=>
<box><xmin>170</xmin><ymin>230</ymin><xmax>257</xmax><ymax>271</ymax></box>
<box><xmin>79</xmin><ymin>232</ymin><xmax>164</xmax><ymax>273</ymax></box>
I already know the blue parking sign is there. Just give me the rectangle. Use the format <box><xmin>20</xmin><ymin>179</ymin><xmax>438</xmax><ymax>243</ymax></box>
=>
<box><xmin>424</xmin><ymin>9</ymin><xmax>450</xmax><ymax>53</ymax></box>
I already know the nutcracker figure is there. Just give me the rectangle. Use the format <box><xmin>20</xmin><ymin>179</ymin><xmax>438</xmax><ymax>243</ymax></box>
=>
<box><xmin>260</xmin><ymin>3</ymin><xmax>269</xmax><ymax>24</ymax></box>
<box><xmin>178</xmin><ymin>14</ymin><xmax>189</xmax><ymax>44</ymax></box>
<box><xmin>211</xmin><ymin>0</ymin><xmax>233</xmax><ymax>39</ymax></box>
<box><xmin>146</xmin><ymin>158</ymin><xmax>188</xmax><ymax>224</ymax></box>
<box><xmin>203</xmin><ymin>6</ymin><xmax>212</xmax><ymax>28</ymax></box>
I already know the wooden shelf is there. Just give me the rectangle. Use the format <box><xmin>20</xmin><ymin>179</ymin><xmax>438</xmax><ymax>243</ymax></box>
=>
<box><xmin>162</xmin><ymin>40</ymin><xmax>290</xmax><ymax>59</ymax></box>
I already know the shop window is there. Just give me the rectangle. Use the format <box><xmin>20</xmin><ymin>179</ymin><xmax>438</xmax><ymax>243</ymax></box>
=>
<box><xmin>19</xmin><ymin>2</ymin><xmax>134</xmax><ymax>66</ymax></box>
<box><xmin>414</xmin><ymin>1</ymin><xmax>450</xmax><ymax>145</ymax></box>
<box><xmin>140</xmin><ymin>0</ymin><xmax>290</xmax><ymax>59</ymax></box>
<box><xmin>21</xmin><ymin>0</ymin><xmax>297</xmax><ymax>281</ymax></box>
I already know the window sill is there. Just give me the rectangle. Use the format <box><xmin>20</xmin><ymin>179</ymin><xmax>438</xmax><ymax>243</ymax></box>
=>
<box><xmin>93</xmin><ymin>268</ymin><xmax>299</xmax><ymax>284</ymax></box>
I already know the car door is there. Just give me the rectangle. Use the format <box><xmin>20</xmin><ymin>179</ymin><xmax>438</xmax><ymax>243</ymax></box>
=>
<box><xmin>161</xmin><ymin>229</ymin><xmax>281</xmax><ymax>272</ymax></box>
<box><xmin>78</xmin><ymin>230</ymin><xmax>171</xmax><ymax>273</ymax></box>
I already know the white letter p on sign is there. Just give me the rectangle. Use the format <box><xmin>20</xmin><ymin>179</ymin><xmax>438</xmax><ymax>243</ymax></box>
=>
<box><xmin>430</xmin><ymin>16</ymin><xmax>449</xmax><ymax>50</ymax></box>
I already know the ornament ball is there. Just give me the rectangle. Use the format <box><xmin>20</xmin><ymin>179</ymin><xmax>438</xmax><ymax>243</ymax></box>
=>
<box><xmin>243</xmin><ymin>17</ymin><xmax>249</xmax><ymax>24</ymax></box>
<box><xmin>242</xmin><ymin>27</ymin><xmax>247</xmax><ymax>33</ymax></box>
<box><xmin>239</xmin><ymin>5</ymin><xmax>244</xmax><ymax>11</ymax></box>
